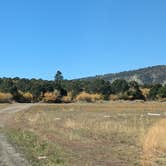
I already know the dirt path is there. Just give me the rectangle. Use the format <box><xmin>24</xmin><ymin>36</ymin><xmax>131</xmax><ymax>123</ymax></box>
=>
<box><xmin>0</xmin><ymin>104</ymin><xmax>35</xmax><ymax>166</ymax></box>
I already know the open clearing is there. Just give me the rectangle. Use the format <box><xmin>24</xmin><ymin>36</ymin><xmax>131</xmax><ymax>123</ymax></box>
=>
<box><xmin>1</xmin><ymin>102</ymin><xmax>166</xmax><ymax>166</ymax></box>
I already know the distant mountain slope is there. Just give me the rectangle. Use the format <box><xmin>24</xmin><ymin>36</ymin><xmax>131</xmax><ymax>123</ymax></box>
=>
<box><xmin>82</xmin><ymin>65</ymin><xmax>166</xmax><ymax>85</ymax></box>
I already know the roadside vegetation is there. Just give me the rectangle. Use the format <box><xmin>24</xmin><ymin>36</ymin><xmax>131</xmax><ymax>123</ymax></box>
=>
<box><xmin>0</xmin><ymin>71</ymin><xmax>166</xmax><ymax>103</ymax></box>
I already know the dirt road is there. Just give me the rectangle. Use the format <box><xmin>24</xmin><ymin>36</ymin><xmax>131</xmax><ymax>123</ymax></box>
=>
<box><xmin>0</xmin><ymin>104</ymin><xmax>34</xmax><ymax>166</ymax></box>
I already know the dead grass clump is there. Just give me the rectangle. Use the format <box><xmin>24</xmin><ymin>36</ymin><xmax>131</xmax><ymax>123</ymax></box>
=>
<box><xmin>142</xmin><ymin>119</ymin><xmax>166</xmax><ymax>166</ymax></box>
<box><xmin>0</xmin><ymin>92</ymin><xmax>12</xmax><ymax>103</ymax></box>
<box><xmin>76</xmin><ymin>92</ymin><xmax>103</xmax><ymax>102</ymax></box>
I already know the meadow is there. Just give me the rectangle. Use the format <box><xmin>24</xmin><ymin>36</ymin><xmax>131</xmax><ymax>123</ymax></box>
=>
<box><xmin>4</xmin><ymin>102</ymin><xmax>166</xmax><ymax>166</ymax></box>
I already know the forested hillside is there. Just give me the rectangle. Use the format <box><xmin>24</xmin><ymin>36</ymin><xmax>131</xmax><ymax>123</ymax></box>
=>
<box><xmin>82</xmin><ymin>65</ymin><xmax>166</xmax><ymax>85</ymax></box>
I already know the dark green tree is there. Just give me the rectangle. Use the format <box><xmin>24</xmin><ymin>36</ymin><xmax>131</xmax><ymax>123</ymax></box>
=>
<box><xmin>66</xmin><ymin>80</ymin><xmax>83</xmax><ymax>97</ymax></box>
<box><xmin>9</xmin><ymin>86</ymin><xmax>25</xmax><ymax>102</ymax></box>
<box><xmin>126</xmin><ymin>81</ymin><xmax>145</xmax><ymax>100</ymax></box>
<box><xmin>111</xmin><ymin>79</ymin><xmax>129</xmax><ymax>94</ymax></box>
<box><xmin>158</xmin><ymin>85</ymin><xmax>166</xmax><ymax>98</ymax></box>
<box><xmin>54</xmin><ymin>71</ymin><xmax>67</xmax><ymax>97</ymax></box>
<box><xmin>86</xmin><ymin>78</ymin><xmax>111</xmax><ymax>99</ymax></box>
<box><xmin>148</xmin><ymin>84</ymin><xmax>162</xmax><ymax>100</ymax></box>
<box><xmin>54</xmin><ymin>71</ymin><xmax>63</xmax><ymax>84</ymax></box>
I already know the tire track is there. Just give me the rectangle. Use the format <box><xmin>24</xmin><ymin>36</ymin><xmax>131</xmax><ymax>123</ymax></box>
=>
<box><xmin>0</xmin><ymin>104</ymin><xmax>34</xmax><ymax>166</ymax></box>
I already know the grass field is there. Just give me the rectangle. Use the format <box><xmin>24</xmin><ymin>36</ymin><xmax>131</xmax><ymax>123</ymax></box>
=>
<box><xmin>4</xmin><ymin>102</ymin><xmax>166</xmax><ymax>166</ymax></box>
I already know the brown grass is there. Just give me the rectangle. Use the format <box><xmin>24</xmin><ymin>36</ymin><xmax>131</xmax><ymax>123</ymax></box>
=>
<box><xmin>62</xmin><ymin>92</ymin><xmax>73</xmax><ymax>103</ymax></box>
<box><xmin>0</xmin><ymin>92</ymin><xmax>12</xmax><ymax>103</ymax></box>
<box><xmin>22</xmin><ymin>92</ymin><xmax>33</xmax><ymax>103</ymax></box>
<box><xmin>4</xmin><ymin>102</ymin><xmax>166</xmax><ymax>166</ymax></box>
<box><xmin>76</xmin><ymin>92</ymin><xmax>103</xmax><ymax>102</ymax></box>
<box><xmin>43</xmin><ymin>91</ymin><xmax>60</xmax><ymax>103</ymax></box>
<box><xmin>142</xmin><ymin>119</ymin><xmax>166</xmax><ymax>166</ymax></box>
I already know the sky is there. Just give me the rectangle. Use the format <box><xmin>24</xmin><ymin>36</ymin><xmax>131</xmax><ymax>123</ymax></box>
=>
<box><xmin>0</xmin><ymin>0</ymin><xmax>166</xmax><ymax>80</ymax></box>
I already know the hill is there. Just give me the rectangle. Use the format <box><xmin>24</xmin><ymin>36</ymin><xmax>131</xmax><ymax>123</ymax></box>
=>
<box><xmin>81</xmin><ymin>65</ymin><xmax>166</xmax><ymax>85</ymax></box>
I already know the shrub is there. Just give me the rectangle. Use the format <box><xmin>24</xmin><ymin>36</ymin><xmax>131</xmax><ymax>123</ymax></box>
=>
<box><xmin>23</xmin><ymin>92</ymin><xmax>33</xmax><ymax>103</ymax></box>
<box><xmin>118</xmin><ymin>93</ymin><xmax>131</xmax><ymax>100</ymax></box>
<box><xmin>110</xmin><ymin>90</ymin><xmax>145</xmax><ymax>101</ymax></box>
<box><xmin>159</xmin><ymin>98</ymin><xmax>166</xmax><ymax>102</ymax></box>
<box><xmin>43</xmin><ymin>91</ymin><xmax>61</xmax><ymax>103</ymax></box>
<box><xmin>111</xmin><ymin>79</ymin><xmax>129</xmax><ymax>94</ymax></box>
<box><xmin>127</xmin><ymin>89</ymin><xmax>145</xmax><ymax>100</ymax></box>
<box><xmin>0</xmin><ymin>92</ymin><xmax>13</xmax><ymax>103</ymax></box>
<box><xmin>76</xmin><ymin>92</ymin><xmax>92</xmax><ymax>102</ymax></box>
<box><xmin>76</xmin><ymin>92</ymin><xmax>102</xmax><ymax>102</ymax></box>
<box><xmin>110</xmin><ymin>93</ymin><xmax>131</xmax><ymax>101</ymax></box>
<box><xmin>158</xmin><ymin>85</ymin><xmax>166</xmax><ymax>98</ymax></box>
<box><xmin>62</xmin><ymin>92</ymin><xmax>73</xmax><ymax>103</ymax></box>
<box><xmin>148</xmin><ymin>84</ymin><xmax>162</xmax><ymax>100</ymax></box>
<box><xmin>140</xmin><ymin>88</ymin><xmax>150</xmax><ymax>99</ymax></box>
<box><xmin>109</xmin><ymin>94</ymin><xmax>119</xmax><ymax>101</ymax></box>
<box><xmin>91</xmin><ymin>93</ymin><xmax>103</xmax><ymax>102</ymax></box>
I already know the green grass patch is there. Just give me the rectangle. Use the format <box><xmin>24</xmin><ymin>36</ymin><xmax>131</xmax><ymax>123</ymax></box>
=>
<box><xmin>5</xmin><ymin>129</ymin><xmax>66</xmax><ymax>166</ymax></box>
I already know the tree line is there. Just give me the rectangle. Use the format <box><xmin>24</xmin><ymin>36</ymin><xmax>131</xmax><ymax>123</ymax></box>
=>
<box><xmin>0</xmin><ymin>71</ymin><xmax>166</xmax><ymax>103</ymax></box>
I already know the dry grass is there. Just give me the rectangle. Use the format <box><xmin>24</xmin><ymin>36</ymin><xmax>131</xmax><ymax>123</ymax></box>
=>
<box><xmin>140</xmin><ymin>88</ymin><xmax>150</xmax><ymax>98</ymax></box>
<box><xmin>0</xmin><ymin>92</ymin><xmax>12</xmax><ymax>103</ymax></box>
<box><xmin>76</xmin><ymin>92</ymin><xmax>103</xmax><ymax>102</ymax></box>
<box><xmin>62</xmin><ymin>92</ymin><xmax>73</xmax><ymax>103</ymax></box>
<box><xmin>43</xmin><ymin>91</ymin><xmax>60</xmax><ymax>103</ymax></box>
<box><xmin>22</xmin><ymin>92</ymin><xmax>33</xmax><ymax>103</ymax></box>
<box><xmin>4</xmin><ymin>102</ymin><xmax>166</xmax><ymax>166</ymax></box>
<box><xmin>142</xmin><ymin>119</ymin><xmax>166</xmax><ymax>166</ymax></box>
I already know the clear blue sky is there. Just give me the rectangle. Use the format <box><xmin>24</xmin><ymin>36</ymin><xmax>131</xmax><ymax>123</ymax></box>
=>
<box><xmin>0</xmin><ymin>0</ymin><xmax>166</xmax><ymax>80</ymax></box>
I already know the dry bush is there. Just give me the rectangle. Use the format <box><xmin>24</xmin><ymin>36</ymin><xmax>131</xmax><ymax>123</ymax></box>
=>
<box><xmin>43</xmin><ymin>91</ymin><xmax>61</xmax><ymax>103</ymax></box>
<box><xmin>76</xmin><ymin>92</ymin><xmax>103</xmax><ymax>102</ymax></box>
<box><xmin>109</xmin><ymin>94</ymin><xmax>119</xmax><ymax>101</ymax></box>
<box><xmin>91</xmin><ymin>93</ymin><xmax>103</xmax><ymax>102</ymax></box>
<box><xmin>141</xmin><ymin>88</ymin><xmax>150</xmax><ymax>99</ymax></box>
<box><xmin>62</xmin><ymin>92</ymin><xmax>73</xmax><ymax>103</ymax></box>
<box><xmin>76</xmin><ymin>92</ymin><xmax>93</xmax><ymax>102</ymax></box>
<box><xmin>0</xmin><ymin>92</ymin><xmax>13</xmax><ymax>103</ymax></box>
<box><xmin>159</xmin><ymin>98</ymin><xmax>166</xmax><ymax>102</ymax></box>
<box><xmin>23</xmin><ymin>92</ymin><xmax>33</xmax><ymax>103</ymax></box>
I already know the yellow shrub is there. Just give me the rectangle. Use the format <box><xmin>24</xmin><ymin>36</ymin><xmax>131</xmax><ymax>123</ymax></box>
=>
<box><xmin>43</xmin><ymin>91</ymin><xmax>60</xmax><ymax>103</ymax></box>
<box><xmin>140</xmin><ymin>88</ymin><xmax>150</xmax><ymax>98</ymax></box>
<box><xmin>62</xmin><ymin>92</ymin><xmax>73</xmax><ymax>103</ymax></box>
<box><xmin>91</xmin><ymin>93</ymin><xmax>103</xmax><ymax>102</ymax></box>
<box><xmin>159</xmin><ymin>98</ymin><xmax>166</xmax><ymax>102</ymax></box>
<box><xmin>76</xmin><ymin>92</ymin><xmax>102</xmax><ymax>102</ymax></box>
<box><xmin>23</xmin><ymin>92</ymin><xmax>33</xmax><ymax>103</ymax></box>
<box><xmin>109</xmin><ymin>94</ymin><xmax>119</xmax><ymax>101</ymax></box>
<box><xmin>0</xmin><ymin>92</ymin><xmax>13</xmax><ymax>103</ymax></box>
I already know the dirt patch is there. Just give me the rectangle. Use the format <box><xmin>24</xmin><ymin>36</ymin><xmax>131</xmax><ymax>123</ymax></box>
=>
<box><xmin>0</xmin><ymin>104</ymin><xmax>34</xmax><ymax>166</ymax></box>
<box><xmin>0</xmin><ymin>134</ymin><xmax>29</xmax><ymax>166</ymax></box>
